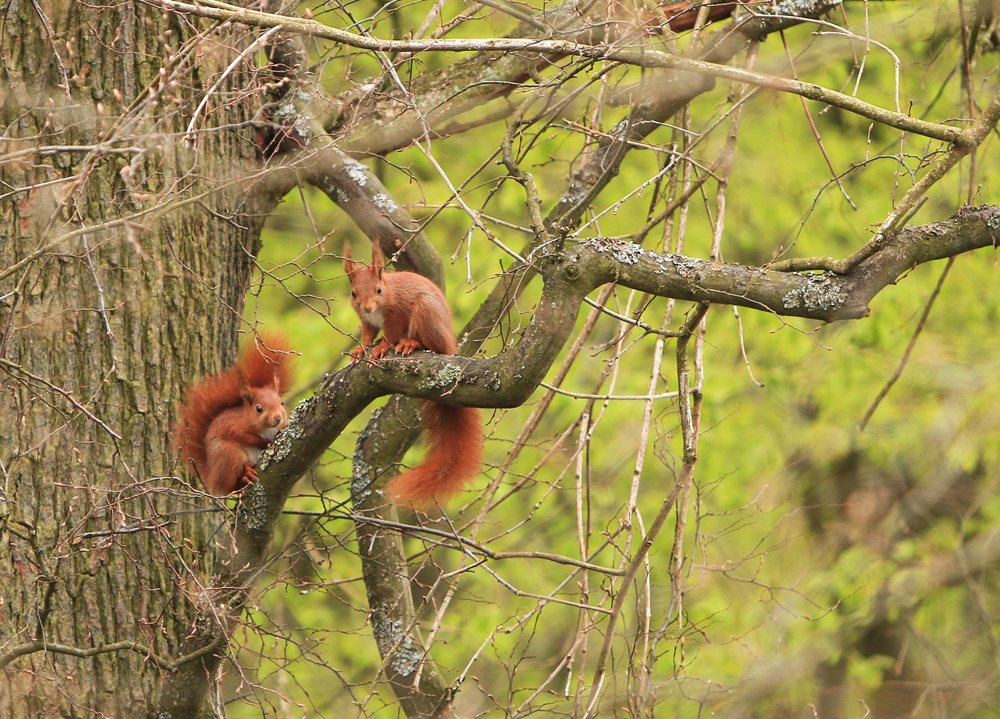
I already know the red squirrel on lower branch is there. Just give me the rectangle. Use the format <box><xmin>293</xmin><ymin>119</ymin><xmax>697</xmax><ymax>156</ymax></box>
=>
<box><xmin>177</xmin><ymin>336</ymin><xmax>295</xmax><ymax>495</ymax></box>
<box><xmin>344</xmin><ymin>243</ymin><xmax>483</xmax><ymax>507</ymax></box>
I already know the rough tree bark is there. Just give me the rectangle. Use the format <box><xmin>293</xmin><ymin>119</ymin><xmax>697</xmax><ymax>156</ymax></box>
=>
<box><xmin>0</xmin><ymin>0</ymin><xmax>284</xmax><ymax>715</ymax></box>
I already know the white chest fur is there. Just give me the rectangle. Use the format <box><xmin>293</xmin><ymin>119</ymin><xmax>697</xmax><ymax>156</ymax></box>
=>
<box><xmin>246</xmin><ymin>428</ymin><xmax>279</xmax><ymax>464</ymax></box>
<box><xmin>361</xmin><ymin>308</ymin><xmax>384</xmax><ymax>328</ymax></box>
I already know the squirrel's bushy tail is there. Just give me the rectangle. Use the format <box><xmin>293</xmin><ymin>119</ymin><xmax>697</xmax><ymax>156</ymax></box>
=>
<box><xmin>388</xmin><ymin>402</ymin><xmax>483</xmax><ymax>507</ymax></box>
<box><xmin>240</xmin><ymin>333</ymin><xmax>295</xmax><ymax>391</ymax></box>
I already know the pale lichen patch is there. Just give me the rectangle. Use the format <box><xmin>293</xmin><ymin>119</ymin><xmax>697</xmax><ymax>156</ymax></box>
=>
<box><xmin>370</xmin><ymin>607</ymin><xmax>423</xmax><ymax>677</ymax></box>
<box><xmin>350</xmin><ymin>456</ymin><xmax>380</xmax><ymax>501</ymax></box>
<box><xmin>237</xmin><ymin>481</ymin><xmax>268</xmax><ymax>531</ymax></box>
<box><xmin>589</xmin><ymin>237</ymin><xmax>644</xmax><ymax>265</ymax></box>
<box><xmin>262</xmin><ymin>431</ymin><xmax>291</xmax><ymax>464</ymax></box>
<box><xmin>421</xmin><ymin>361</ymin><xmax>462</xmax><ymax>390</ymax></box>
<box><xmin>350</xmin><ymin>406</ymin><xmax>387</xmax><ymax>502</ymax></box>
<box><xmin>782</xmin><ymin>274</ymin><xmax>847</xmax><ymax>311</ymax></box>
<box><xmin>342</xmin><ymin>158</ymin><xmax>369</xmax><ymax>187</ymax></box>
<box><xmin>373</xmin><ymin>193</ymin><xmax>398</xmax><ymax>212</ymax></box>
<box><xmin>669</xmin><ymin>254</ymin><xmax>704</xmax><ymax>279</ymax></box>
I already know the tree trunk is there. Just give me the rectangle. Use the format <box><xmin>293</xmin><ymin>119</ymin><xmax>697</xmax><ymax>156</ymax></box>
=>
<box><xmin>0</xmin><ymin>1</ymin><xmax>276</xmax><ymax>715</ymax></box>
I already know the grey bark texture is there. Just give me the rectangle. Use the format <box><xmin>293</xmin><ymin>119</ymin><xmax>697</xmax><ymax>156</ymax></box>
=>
<box><xmin>0</xmin><ymin>0</ymin><xmax>279</xmax><ymax>716</ymax></box>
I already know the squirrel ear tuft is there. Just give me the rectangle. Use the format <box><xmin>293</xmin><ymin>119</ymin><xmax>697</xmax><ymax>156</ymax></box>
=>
<box><xmin>371</xmin><ymin>244</ymin><xmax>384</xmax><ymax>279</ymax></box>
<box><xmin>343</xmin><ymin>242</ymin><xmax>355</xmax><ymax>276</ymax></box>
<box><xmin>240</xmin><ymin>384</ymin><xmax>254</xmax><ymax>403</ymax></box>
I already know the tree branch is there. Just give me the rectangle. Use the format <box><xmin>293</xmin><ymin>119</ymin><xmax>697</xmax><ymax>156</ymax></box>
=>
<box><xmin>156</xmin><ymin>200</ymin><xmax>998</xmax><ymax>715</ymax></box>
<box><xmin>0</xmin><ymin>637</ymin><xmax>225</xmax><ymax>672</ymax></box>
<box><xmin>149</xmin><ymin>0</ymin><xmax>960</xmax><ymax>147</ymax></box>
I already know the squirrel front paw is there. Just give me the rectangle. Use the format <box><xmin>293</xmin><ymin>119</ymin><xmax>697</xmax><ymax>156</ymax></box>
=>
<box><xmin>395</xmin><ymin>339</ymin><xmax>424</xmax><ymax>355</ymax></box>
<box><xmin>369</xmin><ymin>339</ymin><xmax>392</xmax><ymax>360</ymax></box>
<box><xmin>234</xmin><ymin>461</ymin><xmax>259</xmax><ymax>491</ymax></box>
<box><xmin>349</xmin><ymin>345</ymin><xmax>366</xmax><ymax>363</ymax></box>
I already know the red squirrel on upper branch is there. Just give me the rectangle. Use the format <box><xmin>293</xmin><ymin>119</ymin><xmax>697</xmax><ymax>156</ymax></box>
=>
<box><xmin>177</xmin><ymin>336</ymin><xmax>295</xmax><ymax>495</ymax></box>
<box><xmin>344</xmin><ymin>243</ymin><xmax>483</xmax><ymax>506</ymax></box>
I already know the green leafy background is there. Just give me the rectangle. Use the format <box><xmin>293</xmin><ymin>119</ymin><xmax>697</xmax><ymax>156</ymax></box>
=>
<box><xmin>229</xmin><ymin>3</ymin><xmax>1000</xmax><ymax>715</ymax></box>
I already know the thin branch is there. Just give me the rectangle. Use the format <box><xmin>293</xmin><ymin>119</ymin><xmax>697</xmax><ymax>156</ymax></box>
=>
<box><xmin>538</xmin><ymin>382</ymin><xmax>678</xmax><ymax>401</ymax></box>
<box><xmin>0</xmin><ymin>358</ymin><xmax>122</xmax><ymax>440</ymax></box>
<box><xmin>857</xmin><ymin>256</ymin><xmax>955</xmax><ymax>432</ymax></box>
<box><xmin>322</xmin><ymin>512</ymin><xmax>628</xmax><ymax>575</ymax></box>
<box><xmin>0</xmin><ymin>637</ymin><xmax>225</xmax><ymax>672</ymax></box>
<box><xmin>771</xmin><ymin>90</ymin><xmax>1000</xmax><ymax>273</ymax></box>
<box><xmin>581</xmin><ymin>303</ymin><xmax>709</xmax><ymax>719</ymax></box>
<box><xmin>144</xmin><ymin>0</ymin><xmax>962</xmax><ymax>144</ymax></box>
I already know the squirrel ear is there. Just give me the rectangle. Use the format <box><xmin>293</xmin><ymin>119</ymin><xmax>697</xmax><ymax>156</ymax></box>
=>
<box><xmin>240</xmin><ymin>384</ymin><xmax>254</xmax><ymax>403</ymax></box>
<box><xmin>343</xmin><ymin>242</ymin><xmax>355</xmax><ymax>276</ymax></box>
<box><xmin>371</xmin><ymin>244</ymin><xmax>384</xmax><ymax>280</ymax></box>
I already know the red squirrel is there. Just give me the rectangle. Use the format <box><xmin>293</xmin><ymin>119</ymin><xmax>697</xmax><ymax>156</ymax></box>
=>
<box><xmin>344</xmin><ymin>243</ymin><xmax>483</xmax><ymax>506</ymax></box>
<box><xmin>177</xmin><ymin>336</ymin><xmax>295</xmax><ymax>495</ymax></box>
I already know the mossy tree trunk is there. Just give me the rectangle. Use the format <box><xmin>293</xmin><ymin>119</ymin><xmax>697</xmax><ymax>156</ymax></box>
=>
<box><xmin>0</xmin><ymin>0</ymin><xmax>277</xmax><ymax>715</ymax></box>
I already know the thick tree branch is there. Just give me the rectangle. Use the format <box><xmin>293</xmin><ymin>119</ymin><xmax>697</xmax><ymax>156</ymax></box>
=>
<box><xmin>262</xmin><ymin>104</ymin><xmax>445</xmax><ymax>279</ymax></box>
<box><xmin>259</xmin><ymin>68</ymin><xmax>459</xmax><ymax>718</ymax></box>
<box><xmin>267</xmin><ymin>204</ymin><xmax>999</xmax><ymax>471</ymax></box>
<box><xmin>256</xmin><ymin>205</ymin><xmax>996</xmax><ymax>480</ymax></box>
<box><xmin>152</xmin><ymin>200</ymin><xmax>999</xmax><ymax>716</ymax></box>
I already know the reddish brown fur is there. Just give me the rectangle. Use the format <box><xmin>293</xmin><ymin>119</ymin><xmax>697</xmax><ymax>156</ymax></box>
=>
<box><xmin>344</xmin><ymin>243</ymin><xmax>483</xmax><ymax>507</ymax></box>
<box><xmin>177</xmin><ymin>335</ymin><xmax>295</xmax><ymax>494</ymax></box>
<box><xmin>387</xmin><ymin>401</ymin><xmax>483</xmax><ymax>506</ymax></box>
<box><xmin>240</xmin><ymin>337</ymin><xmax>296</xmax><ymax>391</ymax></box>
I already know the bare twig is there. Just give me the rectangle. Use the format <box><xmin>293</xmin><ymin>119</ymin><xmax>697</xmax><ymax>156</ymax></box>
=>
<box><xmin>144</xmin><ymin>0</ymin><xmax>962</xmax><ymax>144</ymax></box>
<box><xmin>857</xmin><ymin>256</ymin><xmax>955</xmax><ymax>432</ymax></box>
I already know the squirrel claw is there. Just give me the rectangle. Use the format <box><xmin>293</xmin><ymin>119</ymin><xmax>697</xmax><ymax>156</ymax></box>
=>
<box><xmin>349</xmin><ymin>346</ymin><xmax>381</xmax><ymax>365</ymax></box>
<box><xmin>395</xmin><ymin>339</ymin><xmax>423</xmax><ymax>355</ymax></box>
<box><xmin>370</xmin><ymin>340</ymin><xmax>391</xmax><ymax>361</ymax></box>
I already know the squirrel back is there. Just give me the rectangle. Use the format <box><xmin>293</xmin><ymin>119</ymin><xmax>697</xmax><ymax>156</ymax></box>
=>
<box><xmin>177</xmin><ymin>335</ymin><xmax>295</xmax><ymax>494</ymax></box>
<box><xmin>344</xmin><ymin>244</ymin><xmax>482</xmax><ymax>507</ymax></box>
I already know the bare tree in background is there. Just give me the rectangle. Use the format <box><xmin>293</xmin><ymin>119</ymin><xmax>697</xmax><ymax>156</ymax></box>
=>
<box><xmin>2</xmin><ymin>1</ymin><xmax>1000</xmax><ymax>717</ymax></box>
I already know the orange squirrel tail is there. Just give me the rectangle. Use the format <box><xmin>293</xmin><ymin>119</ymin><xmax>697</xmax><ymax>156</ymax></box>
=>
<box><xmin>177</xmin><ymin>366</ymin><xmax>243</xmax><ymax>474</ymax></box>
<box><xmin>388</xmin><ymin>402</ymin><xmax>484</xmax><ymax>507</ymax></box>
<box><xmin>239</xmin><ymin>333</ymin><xmax>295</xmax><ymax>393</ymax></box>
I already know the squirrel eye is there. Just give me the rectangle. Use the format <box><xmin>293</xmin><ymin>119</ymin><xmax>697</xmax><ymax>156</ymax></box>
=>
<box><xmin>256</xmin><ymin>405</ymin><xmax>263</xmax><ymax>413</ymax></box>
<box><xmin>351</xmin><ymin>290</ymin><xmax>356</xmax><ymax>298</ymax></box>
<box><xmin>377</xmin><ymin>286</ymin><xmax>382</xmax><ymax>294</ymax></box>
<box><xmin>281</xmin><ymin>400</ymin><xmax>285</xmax><ymax>405</ymax></box>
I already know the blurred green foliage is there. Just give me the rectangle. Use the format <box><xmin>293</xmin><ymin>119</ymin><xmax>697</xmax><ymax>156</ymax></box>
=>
<box><xmin>234</xmin><ymin>2</ymin><xmax>1000</xmax><ymax>716</ymax></box>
